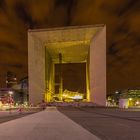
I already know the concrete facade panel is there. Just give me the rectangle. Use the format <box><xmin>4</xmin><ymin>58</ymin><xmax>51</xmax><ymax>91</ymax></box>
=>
<box><xmin>28</xmin><ymin>33</ymin><xmax>45</xmax><ymax>104</ymax></box>
<box><xmin>90</xmin><ymin>27</ymin><xmax>106</xmax><ymax>106</ymax></box>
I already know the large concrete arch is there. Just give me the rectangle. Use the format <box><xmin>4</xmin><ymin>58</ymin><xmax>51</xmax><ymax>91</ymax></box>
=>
<box><xmin>28</xmin><ymin>25</ymin><xmax>106</xmax><ymax>106</ymax></box>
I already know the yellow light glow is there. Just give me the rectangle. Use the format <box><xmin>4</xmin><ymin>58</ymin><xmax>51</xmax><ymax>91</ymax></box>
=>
<box><xmin>71</xmin><ymin>95</ymin><xmax>83</xmax><ymax>99</ymax></box>
<box><xmin>129</xmin><ymin>98</ymin><xmax>132</xmax><ymax>101</ymax></box>
<box><xmin>136</xmin><ymin>101</ymin><xmax>139</xmax><ymax>105</ymax></box>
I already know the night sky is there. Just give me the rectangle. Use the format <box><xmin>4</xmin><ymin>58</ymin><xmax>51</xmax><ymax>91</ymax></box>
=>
<box><xmin>0</xmin><ymin>0</ymin><xmax>140</xmax><ymax>93</ymax></box>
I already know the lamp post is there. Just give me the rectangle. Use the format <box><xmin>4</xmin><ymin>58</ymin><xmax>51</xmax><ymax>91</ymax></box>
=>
<box><xmin>8</xmin><ymin>91</ymin><xmax>13</xmax><ymax>113</ymax></box>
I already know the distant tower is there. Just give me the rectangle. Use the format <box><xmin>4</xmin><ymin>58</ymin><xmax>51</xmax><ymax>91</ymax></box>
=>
<box><xmin>6</xmin><ymin>71</ymin><xmax>17</xmax><ymax>88</ymax></box>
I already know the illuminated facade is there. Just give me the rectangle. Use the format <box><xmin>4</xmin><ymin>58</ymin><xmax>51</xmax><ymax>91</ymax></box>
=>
<box><xmin>120</xmin><ymin>89</ymin><xmax>140</xmax><ymax>107</ymax></box>
<box><xmin>28</xmin><ymin>25</ymin><xmax>106</xmax><ymax>106</ymax></box>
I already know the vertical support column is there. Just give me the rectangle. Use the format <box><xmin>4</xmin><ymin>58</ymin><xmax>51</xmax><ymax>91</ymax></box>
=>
<box><xmin>51</xmin><ymin>62</ymin><xmax>55</xmax><ymax>99</ymax></box>
<box><xmin>48</xmin><ymin>60</ymin><xmax>54</xmax><ymax>102</ymax></box>
<box><xmin>44</xmin><ymin>46</ymin><xmax>47</xmax><ymax>102</ymax></box>
<box><xmin>45</xmin><ymin>47</ymin><xmax>54</xmax><ymax>102</ymax></box>
<box><xmin>86</xmin><ymin>48</ymin><xmax>90</xmax><ymax>101</ymax></box>
<box><xmin>52</xmin><ymin>63</ymin><xmax>57</xmax><ymax>101</ymax></box>
<box><xmin>89</xmin><ymin>26</ymin><xmax>106</xmax><ymax>106</ymax></box>
<box><xmin>86</xmin><ymin>61</ymin><xmax>90</xmax><ymax>101</ymax></box>
<box><xmin>59</xmin><ymin>53</ymin><xmax>63</xmax><ymax>101</ymax></box>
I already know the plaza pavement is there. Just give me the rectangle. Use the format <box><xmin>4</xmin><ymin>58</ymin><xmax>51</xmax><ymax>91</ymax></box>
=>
<box><xmin>58</xmin><ymin>107</ymin><xmax>140</xmax><ymax>140</ymax></box>
<box><xmin>0</xmin><ymin>107</ymin><xmax>100</xmax><ymax>140</ymax></box>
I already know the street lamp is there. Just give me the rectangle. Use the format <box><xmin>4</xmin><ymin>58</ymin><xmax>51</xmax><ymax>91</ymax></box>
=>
<box><xmin>8</xmin><ymin>91</ymin><xmax>13</xmax><ymax>96</ymax></box>
<box><xmin>8</xmin><ymin>91</ymin><xmax>14</xmax><ymax>113</ymax></box>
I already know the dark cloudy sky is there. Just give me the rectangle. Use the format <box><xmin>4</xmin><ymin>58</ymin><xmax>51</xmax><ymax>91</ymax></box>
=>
<box><xmin>0</xmin><ymin>0</ymin><xmax>140</xmax><ymax>93</ymax></box>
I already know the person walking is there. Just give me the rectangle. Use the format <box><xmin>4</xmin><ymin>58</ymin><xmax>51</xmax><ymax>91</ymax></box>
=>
<box><xmin>18</xmin><ymin>104</ymin><xmax>23</xmax><ymax>114</ymax></box>
<box><xmin>41</xmin><ymin>100</ymin><xmax>46</xmax><ymax>110</ymax></box>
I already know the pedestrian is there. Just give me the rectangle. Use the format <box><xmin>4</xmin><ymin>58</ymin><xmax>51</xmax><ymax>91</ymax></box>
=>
<box><xmin>18</xmin><ymin>105</ymin><xmax>23</xmax><ymax>114</ymax></box>
<box><xmin>41</xmin><ymin>100</ymin><xmax>46</xmax><ymax>110</ymax></box>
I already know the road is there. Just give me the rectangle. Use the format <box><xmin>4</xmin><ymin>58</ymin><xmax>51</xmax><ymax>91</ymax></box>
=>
<box><xmin>0</xmin><ymin>109</ymin><xmax>41</xmax><ymax>124</ymax></box>
<box><xmin>58</xmin><ymin>107</ymin><xmax>140</xmax><ymax>140</ymax></box>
